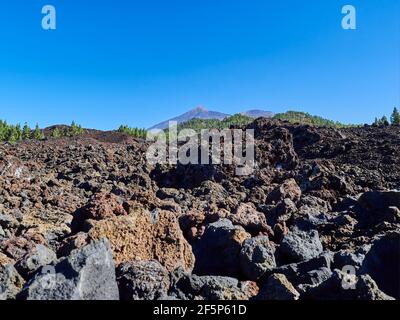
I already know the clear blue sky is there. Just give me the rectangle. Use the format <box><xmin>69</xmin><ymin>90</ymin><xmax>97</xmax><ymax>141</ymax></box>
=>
<box><xmin>0</xmin><ymin>0</ymin><xmax>399</xmax><ymax>129</ymax></box>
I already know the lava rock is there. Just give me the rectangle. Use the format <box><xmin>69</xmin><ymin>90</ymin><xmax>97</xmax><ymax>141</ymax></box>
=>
<box><xmin>269</xmin><ymin>198</ymin><xmax>297</xmax><ymax>225</ymax></box>
<box><xmin>239</xmin><ymin>236</ymin><xmax>276</xmax><ymax>281</ymax></box>
<box><xmin>333</xmin><ymin>249</ymin><xmax>366</xmax><ymax>271</ymax></box>
<box><xmin>267</xmin><ymin>179</ymin><xmax>302</xmax><ymax>203</ymax></box>
<box><xmin>356</xmin><ymin>191</ymin><xmax>400</xmax><ymax>226</ymax></box>
<box><xmin>279</xmin><ymin>228</ymin><xmax>323</xmax><ymax>263</ymax></box>
<box><xmin>0</xmin><ymin>253</ymin><xmax>14</xmax><ymax>266</ymax></box>
<box><xmin>272</xmin><ymin>251</ymin><xmax>334</xmax><ymax>287</ymax></box>
<box><xmin>193</xmin><ymin>219</ymin><xmax>251</xmax><ymax>277</ymax></box>
<box><xmin>302</xmin><ymin>270</ymin><xmax>395</xmax><ymax>300</ymax></box>
<box><xmin>258</xmin><ymin>273</ymin><xmax>300</xmax><ymax>300</ymax></box>
<box><xmin>19</xmin><ymin>238</ymin><xmax>119</xmax><ymax>300</ymax></box>
<box><xmin>172</xmin><ymin>273</ymin><xmax>258</xmax><ymax>300</ymax></box>
<box><xmin>0</xmin><ymin>265</ymin><xmax>24</xmax><ymax>300</ymax></box>
<box><xmin>116</xmin><ymin>260</ymin><xmax>170</xmax><ymax>300</ymax></box>
<box><xmin>15</xmin><ymin>244</ymin><xmax>57</xmax><ymax>278</ymax></box>
<box><xmin>86</xmin><ymin>208</ymin><xmax>195</xmax><ymax>272</ymax></box>
<box><xmin>361</xmin><ymin>231</ymin><xmax>400</xmax><ymax>299</ymax></box>
<box><xmin>229</xmin><ymin>203</ymin><xmax>271</xmax><ymax>235</ymax></box>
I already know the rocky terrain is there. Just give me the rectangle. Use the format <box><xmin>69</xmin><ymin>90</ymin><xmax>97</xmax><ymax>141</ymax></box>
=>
<box><xmin>0</xmin><ymin>118</ymin><xmax>399</xmax><ymax>300</ymax></box>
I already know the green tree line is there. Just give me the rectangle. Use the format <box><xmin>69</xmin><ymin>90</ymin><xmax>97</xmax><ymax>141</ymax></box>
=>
<box><xmin>0</xmin><ymin>121</ymin><xmax>44</xmax><ymax>143</ymax></box>
<box><xmin>273</xmin><ymin>111</ymin><xmax>354</xmax><ymax>128</ymax></box>
<box><xmin>374</xmin><ymin>107</ymin><xmax>400</xmax><ymax>126</ymax></box>
<box><xmin>170</xmin><ymin>114</ymin><xmax>255</xmax><ymax>133</ymax></box>
<box><xmin>0</xmin><ymin>120</ymin><xmax>85</xmax><ymax>143</ymax></box>
<box><xmin>118</xmin><ymin>125</ymin><xmax>147</xmax><ymax>138</ymax></box>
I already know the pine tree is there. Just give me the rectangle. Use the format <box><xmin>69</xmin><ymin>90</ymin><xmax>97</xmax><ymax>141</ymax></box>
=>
<box><xmin>380</xmin><ymin>116</ymin><xmax>389</xmax><ymax>126</ymax></box>
<box><xmin>22</xmin><ymin>123</ymin><xmax>31</xmax><ymax>140</ymax></box>
<box><xmin>33</xmin><ymin>124</ymin><xmax>44</xmax><ymax>140</ymax></box>
<box><xmin>0</xmin><ymin>120</ymin><xmax>8</xmax><ymax>141</ymax></box>
<box><xmin>69</xmin><ymin>121</ymin><xmax>84</xmax><ymax>136</ymax></box>
<box><xmin>52</xmin><ymin>127</ymin><xmax>62</xmax><ymax>138</ymax></box>
<box><xmin>390</xmin><ymin>107</ymin><xmax>400</xmax><ymax>125</ymax></box>
<box><xmin>15</xmin><ymin>124</ymin><xmax>22</xmax><ymax>141</ymax></box>
<box><xmin>6</xmin><ymin>125</ymin><xmax>17</xmax><ymax>143</ymax></box>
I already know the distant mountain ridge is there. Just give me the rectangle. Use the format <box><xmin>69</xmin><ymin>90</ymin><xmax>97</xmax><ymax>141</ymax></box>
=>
<box><xmin>149</xmin><ymin>106</ymin><xmax>273</xmax><ymax>130</ymax></box>
<box><xmin>241</xmin><ymin>110</ymin><xmax>274</xmax><ymax>118</ymax></box>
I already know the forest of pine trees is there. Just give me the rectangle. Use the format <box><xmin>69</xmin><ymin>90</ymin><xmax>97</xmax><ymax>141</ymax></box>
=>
<box><xmin>0</xmin><ymin>121</ymin><xmax>43</xmax><ymax>143</ymax></box>
<box><xmin>374</xmin><ymin>107</ymin><xmax>400</xmax><ymax>126</ymax></box>
<box><xmin>117</xmin><ymin>125</ymin><xmax>147</xmax><ymax>138</ymax></box>
<box><xmin>0</xmin><ymin>120</ymin><xmax>85</xmax><ymax>143</ymax></box>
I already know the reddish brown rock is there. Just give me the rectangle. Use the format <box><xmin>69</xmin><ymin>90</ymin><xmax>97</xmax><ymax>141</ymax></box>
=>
<box><xmin>229</xmin><ymin>203</ymin><xmax>273</xmax><ymax>236</ymax></box>
<box><xmin>268</xmin><ymin>178</ymin><xmax>302</xmax><ymax>203</ymax></box>
<box><xmin>86</xmin><ymin>207</ymin><xmax>194</xmax><ymax>272</ymax></box>
<box><xmin>81</xmin><ymin>192</ymin><xmax>128</xmax><ymax>221</ymax></box>
<box><xmin>0</xmin><ymin>234</ymin><xmax>46</xmax><ymax>261</ymax></box>
<box><xmin>0</xmin><ymin>253</ymin><xmax>13</xmax><ymax>267</ymax></box>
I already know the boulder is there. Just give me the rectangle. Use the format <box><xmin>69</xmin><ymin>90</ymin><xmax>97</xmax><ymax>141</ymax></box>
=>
<box><xmin>267</xmin><ymin>179</ymin><xmax>301</xmax><ymax>203</ymax></box>
<box><xmin>356</xmin><ymin>191</ymin><xmax>400</xmax><ymax>226</ymax></box>
<box><xmin>258</xmin><ymin>274</ymin><xmax>300</xmax><ymax>300</ymax></box>
<box><xmin>15</xmin><ymin>244</ymin><xmax>57</xmax><ymax>278</ymax></box>
<box><xmin>0</xmin><ymin>252</ymin><xmax>14</xmax><ymax>267</ymax></box>
<box><xmin>229</xmin><ymin>203</ymin><xmax>271</xmax><ymax>235</ymax></box>
<box><xmin>79</xmin><ymin>192</ymin><xmax>128</xmax><ymax>221</ymax></box>
<box><xmin>19</xmin><ymin>239</ymin><xmax>119</xmax><ymax>300</ymax></box>
<box><xmin>193</xmin><ymin>219</ymin><xmax>250</xmax><ymax>277</ymax></box>
<box><xmin>356</xmin><ymin>274</ymin><xmax>396</xmax><ymax>300</ymax></box>
<box><xmin>239</xmin><ymin>236</ymin><xmax>276</xmax><ymax>280</ymax></box>
<box><xmin>171</xmin><ymin>272</ymin><xmax>258</xmax><ymax>300</ymax></box>
<box><xmin>273</xmin><ymin>251</ymin><xmax>334</xmax><ymax>287</ymax></box>
<box><xmin>0</xmin><ymin>265</ymin><xmax>24</xmax><ymax>300</ymax></box>
<box><xmin>116</xmin><ymin>260</ymin><xmax>170</xmax><ymax>300</ymax></box>
<box><xmin>361</xmin><ymin>231</ymin><xmax>400</xmax><ymax>299</ymax></box>
<box><xmin>0</xmin><ymin>234</ymin><xmax>46</xmax><ymax>261</ymax></box>
<box><xmin>279</xmin><ymin>228</ymin><xmax>323</xmax><ymax>263</ymax></box>
<box><xmin>270</xmin><ymin>198</ymin><xmax>297</xmax><ymax>225</ymax></box>
<box><xmin>333</xmin><ymin>249</ymin><xmax>366</xmax><ymax>271</ymax></box>
<box><xmin>86</xmin><ymin>208</ymin><xmax>195</xmax><ymax>272</ymax></box>
<box><xmin>302</xmin><ymin>270</ymin><xmax>395</xmax><ymax>300</ymax></box>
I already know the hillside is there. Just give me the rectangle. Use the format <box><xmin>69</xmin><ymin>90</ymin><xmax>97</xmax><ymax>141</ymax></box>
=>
<box><xmin>273</xmin><ymin>111</ymin><xmax>354</xmax><ymax>128</ymax></box>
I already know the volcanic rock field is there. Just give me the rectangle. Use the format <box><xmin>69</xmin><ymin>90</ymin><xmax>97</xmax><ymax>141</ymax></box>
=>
<box><xmin>0</xmin><ymin>118</ymin><xmax>399</xmax><ymax>300</ymax></box>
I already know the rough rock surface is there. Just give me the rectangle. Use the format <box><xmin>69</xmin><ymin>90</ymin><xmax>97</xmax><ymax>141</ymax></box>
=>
<box><xmin>240</xmin><ymin>236</ymin><xmax>276</xmax><ymax>280</ymax></box>
<box><xmin>170</xmin><ymin>270</ymin><xmax>259</xmax><ymax>300</ymax></box>
<box><xmin>360</xmin><ymin>231</ymin><xmax>400</xmax><ymax>299</ymax></box>
<box><xmin>301</xmin><ymin>270</ymin><xmax>395</xmax><ymax>300</ymax></box>
<box><xmin>15</xmin><ymin>244</ymin><xmax>57</xmax><ymax>278</ymax></box>
<box><xmin>193</xmin><ymin>219</ymin><xmax>250</xmax><ymax>277</ymax></box>
<box><xmin>116</xmin><ymin>260</ymin><xmax>170</xmax><ymax>300</ymax></box>
<box><xmin>279</xmin><ymin>228</ymin><xmax>324</xmax><ymax>263</ymax></box>
<box><xmin>84</xmin><ymin>208</ymin><xmax>194</xmax><ymax>272</ymax></box>
<box><xmin>258</xmin><ymin>273</ymin><xmax>300</xmax><ymax>300</ymax></box>
<box><xmin>0</xmin><ymin>265</ymin><xmax>24</xmax><ymax>300</ymax></box>
<box><xmin>19</xmin><ymin>239</ymin><xmax>119</xmax><ymax>300</ymax></box>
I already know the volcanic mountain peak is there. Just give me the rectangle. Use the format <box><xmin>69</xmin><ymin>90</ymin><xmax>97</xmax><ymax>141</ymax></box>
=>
<box><xmin>149</xmin><ymin>106</ymin><xmax>275</xmax><ymax>130</ymax></box>
<box><xmin>149</xmin><ymin>106</ymin><xmax>230</xmax><ymax>130</ymax></box>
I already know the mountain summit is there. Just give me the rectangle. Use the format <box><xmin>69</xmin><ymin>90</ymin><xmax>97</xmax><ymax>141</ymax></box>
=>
<box><xmin>149</xmin><ymin>106</ymin><xmax>230</xmax><ymax>130</ymax></box>
<box><xmin>149</xmin><ymin>106</ymin><xmax>273</xmax><ymax>130</ymax></box>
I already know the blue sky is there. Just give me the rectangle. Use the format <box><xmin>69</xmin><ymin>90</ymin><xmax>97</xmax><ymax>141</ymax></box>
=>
<box><xmin>0</xmin><ymin>0</ymin><xmax>399</xmax><ymax>129</ymax></box>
